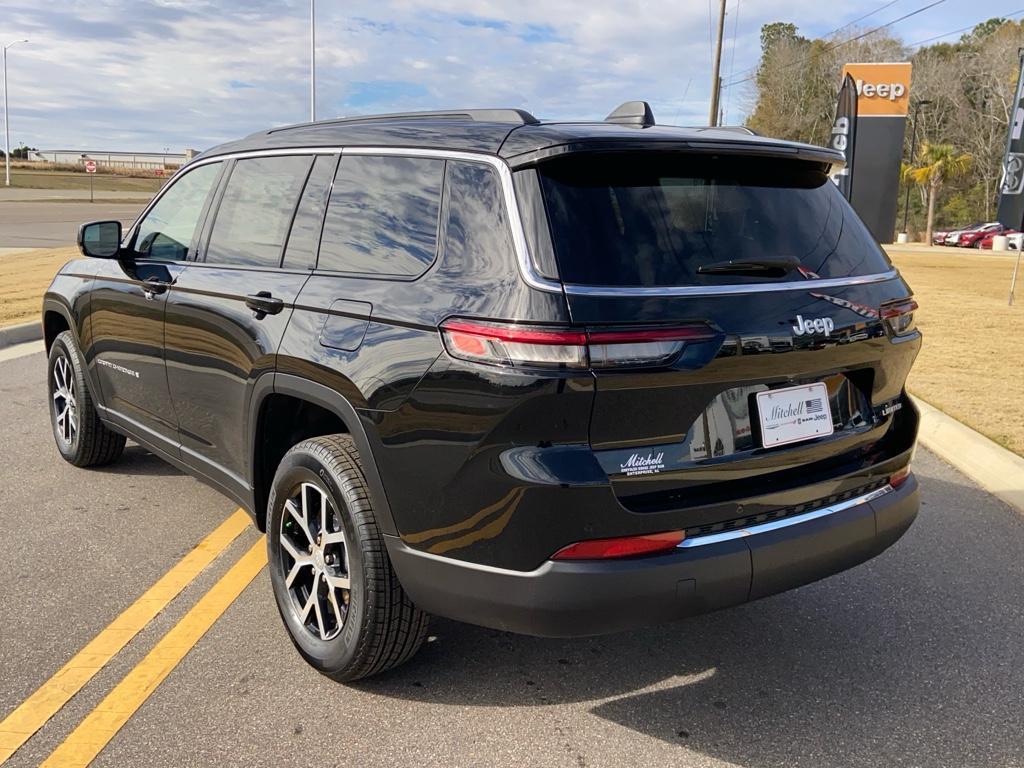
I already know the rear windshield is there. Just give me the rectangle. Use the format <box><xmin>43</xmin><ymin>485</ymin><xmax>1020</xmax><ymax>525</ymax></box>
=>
<box><xmin>536</xmin><ymin>153</ymin><xmax>891</xmax><ymax>287</ymax></box>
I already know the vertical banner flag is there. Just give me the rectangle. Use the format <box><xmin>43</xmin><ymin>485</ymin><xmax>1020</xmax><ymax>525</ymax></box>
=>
<box><xmin>830</xmin><ymin>74</ymin><xmax>858</xmax><ymax>199</ymax></box>
<box><xmin>997</xmin><ymin>51</ymin><xmax>1024</xmax><ymax>230</ymax></box>
<box><xmin>841</xmin><ymin>62</ymin><xmax>912</xmax><ymax>243</ymax></box>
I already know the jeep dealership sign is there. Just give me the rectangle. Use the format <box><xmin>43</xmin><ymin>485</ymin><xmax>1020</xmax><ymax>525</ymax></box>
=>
<box><xmin>839</xmin><ymin>62</ymin><xmax>912</xmax><ymax>242</ymax></box>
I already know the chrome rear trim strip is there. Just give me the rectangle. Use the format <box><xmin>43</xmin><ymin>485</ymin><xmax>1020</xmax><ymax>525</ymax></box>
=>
<box><xmin>563</xmin><ymin>270</ymin><xmax>899</xmax><ymax>298</ymax></box>
<box><xmin>677</xmin><ymin>485</ymin><xmax>894</xmax><ymax>549</ymax></box>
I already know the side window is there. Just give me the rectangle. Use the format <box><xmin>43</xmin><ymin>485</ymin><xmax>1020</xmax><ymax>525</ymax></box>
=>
<box><xmin>132</xmin><ymin>162</ymin><xmax>220</xmax><ymax>260</ymax></box>
<box><xmin>442</xmin><ymin>161</ymin><xmax>516</xmax><ymax>277</ymax></box>
<box><xmin>281</xmin><ymin>154</ymin><xmax>338</xmax><ymax>270</ymax></box>
<box><xmin>318</xmin><ymin>155</ymin><xmax>444</xmax><ymax>276</ymax></box>
<box><xmin>205</xmin><ymin>155</ymin><xmax>314</xmax><ymax>268</ymax></box>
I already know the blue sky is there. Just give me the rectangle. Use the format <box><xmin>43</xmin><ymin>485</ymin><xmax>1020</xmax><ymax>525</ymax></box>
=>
<box><xmin>0</xmin><ymin>0</ymin><xmax>1013</xmax><ymax>152</ymax></box>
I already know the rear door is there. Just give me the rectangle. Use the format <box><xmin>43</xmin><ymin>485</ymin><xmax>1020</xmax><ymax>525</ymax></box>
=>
<box><xmin>529</xmin><ymin>151</ymin><xmax>921</xmax><ymax>516</ymax></box>
<box><xmin>163</xmin><ymin>153</ymin><xmax>333</xmax><ymax>500</ymax></box>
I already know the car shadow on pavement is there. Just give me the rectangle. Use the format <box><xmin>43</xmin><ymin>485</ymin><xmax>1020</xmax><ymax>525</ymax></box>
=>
<box><xmin>93</xmin><ymin>444</ymin><xmax>184</xmax><ymax>477</ymax></box>
<box><xmin>361</xmin><ymin>474</ymin><xmax>1024</xmax><ymax>767</ymax></box>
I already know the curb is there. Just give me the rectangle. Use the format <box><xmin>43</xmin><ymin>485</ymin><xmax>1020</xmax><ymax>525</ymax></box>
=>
<box><xmin>914</xmin><ymin>396</ymin><xmax>1024</xmax><ymax>514</ymax></box>
<box><xmin>0</xmin><ymin>321</ymin><xmax>43</xmax><ymax>349</ymax></box>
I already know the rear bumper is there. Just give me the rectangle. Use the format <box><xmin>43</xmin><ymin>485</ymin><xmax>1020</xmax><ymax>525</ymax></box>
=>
<box><xmin>386</xmin><ymin>475</ymin><xmax>918</xmax><ymax>637</ymax></box>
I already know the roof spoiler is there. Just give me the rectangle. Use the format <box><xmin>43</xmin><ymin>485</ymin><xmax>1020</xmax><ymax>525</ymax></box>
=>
<box><xmin>605</xmin><ymin>101</ymin><xmax>655</xmax><ymax>128</ymax></box>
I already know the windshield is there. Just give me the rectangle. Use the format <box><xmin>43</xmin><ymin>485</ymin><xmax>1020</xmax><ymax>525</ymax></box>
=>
<box><xmin>536</xmin><ymin>153</ymin><xmax>892</xmax><ymax>287</ymax></box>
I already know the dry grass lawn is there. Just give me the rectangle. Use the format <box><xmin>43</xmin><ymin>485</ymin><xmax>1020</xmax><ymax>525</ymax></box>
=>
<box><xmin>2</xmin><ymin>246</ymin><xmax>1022</xmax><ymax>456</ymax></box>
<box><xmin>889</xmin><ymin>250</ymin><xmax>1024</xmax><ymax>457</ymax></box>
<box><xmin>0</xmin><ymin>247</ymin><xmax>78</xmax><ymax>328</ymax></box>
<box><xmin>9</xmin><ymin>170</ymin><xmax>164</xmax><ymax>193</ymax></box>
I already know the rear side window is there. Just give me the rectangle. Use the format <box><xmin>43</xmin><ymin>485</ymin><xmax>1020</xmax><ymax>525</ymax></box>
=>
<box><xmin>538</xmin><ymin>153</ymin><xmax>892</xmax><ymax>287</ymax></box>
<box><xmin>317</xmin><ymin>155</ymin><xmax>444</xmax><ymax>276</ymax></box>
<box><xmin>205</xmin><ymin>155</ymin><xmax>313</xmax><ymax>268</ymax></box>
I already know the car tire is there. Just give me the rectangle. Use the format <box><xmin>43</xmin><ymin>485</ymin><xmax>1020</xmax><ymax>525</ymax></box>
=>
<box><xmin>267</xmin><ymin>434</ymin><xmax>429</xmax><ymax>682</ymax></box>
<box><xmin>47</xmin><ymin>331</ymin><xmax>126</xmax><ymax>467</ymax></box>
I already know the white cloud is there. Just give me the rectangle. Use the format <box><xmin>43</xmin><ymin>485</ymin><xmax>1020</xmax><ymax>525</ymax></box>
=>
<box><xmin>0</xmin><ymin>0</ymin><xmax>992</xmax><ymax>151</ymax></box>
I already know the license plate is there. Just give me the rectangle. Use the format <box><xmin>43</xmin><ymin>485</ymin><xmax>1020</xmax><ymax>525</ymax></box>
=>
<box><xmin>756</xmin><ymin>382</ymin><xmax>834</xmax><ymax>448</ymax></box>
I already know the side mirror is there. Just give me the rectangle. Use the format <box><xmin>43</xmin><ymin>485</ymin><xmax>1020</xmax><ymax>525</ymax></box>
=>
<box><xmin>77</xmin><ymin>220</ymin><xmax>123</xmax><ymax>259</ymax></box>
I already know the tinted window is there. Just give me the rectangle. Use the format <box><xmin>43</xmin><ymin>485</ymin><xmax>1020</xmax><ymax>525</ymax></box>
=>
<box><xmin>443</xmin><ymin>161</ymin><xmax>516</xmax><ymax>279</ymax></box>
<box><xmin>282</xmin><ymin>154</ymin><xmax>337</xmax><ymax>269</ymax></box>
<box><xmin>206</xmin><ymin>155</ymin><xmax>313</xmax><ymax>267</ymax></box>
<box><xmin>538</xmin><ymin>153</ymin><xmax>892</xmax><ymax>287</ymax></box>
<box><xmin>318</xmin><ymin>155</ymin><xmax>444</xmax><ymax>276</ymax></box>
<box><xmin>133</xmin><ymin>163</ymin><xmax>220</xmax><ymax>260</ymax></box>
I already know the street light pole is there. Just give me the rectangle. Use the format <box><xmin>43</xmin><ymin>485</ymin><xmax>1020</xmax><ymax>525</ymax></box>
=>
<box><xmin>310</xmin><ymin>0</ymin><xmax>316</xmax><ymax>122</ymax></box>
<box><xmin>901</xmin><ymin>99</ymin><xmax>932</xmax><ymax>238</ymax></box>
<box><xmin>3</xmin><ymin>39</ymin><xmax>29</xmax><ymax>187</ymax></box>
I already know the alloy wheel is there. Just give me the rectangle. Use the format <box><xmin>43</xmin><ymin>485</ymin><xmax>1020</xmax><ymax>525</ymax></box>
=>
<box><xmin>52</xmin><ymin>355</ymin><xmax>77</xmax><ymax>446</ymax></box>
<box><xmin>279</xmin><ymin>482</ymin><xmax>351</xmax><ymax>640</ymax></box>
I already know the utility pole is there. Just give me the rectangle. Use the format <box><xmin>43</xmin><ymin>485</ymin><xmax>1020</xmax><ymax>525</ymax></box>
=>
<box><xmin>310</xmin><ymin>0</ymin><xmax>316</xmax><ymax>122</ymax></box>
<box><xmin>901</xmin><ymin>99</ymin><xmax>932</xmax><ymax>237</ymax></box>
<box><xmin>3</xmin><ymin>40</ymin><xmax>29</xmax><ymax>187</ymax></box>
<box><xmin>708</xmin><ymin>0</ymin><xmax>727</xmax><ymax>127</ymax></box>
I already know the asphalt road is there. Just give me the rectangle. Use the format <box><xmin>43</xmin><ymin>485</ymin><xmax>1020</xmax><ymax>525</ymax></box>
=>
<box><xmin>1</xmin><ymin>344</ymin><xmax>1023</xmax><ymax>767</ymax></box>
<box><xmin>0</xmin><ymin>199</ymin><xmax>147</xmax><ymax>248</ymax></box>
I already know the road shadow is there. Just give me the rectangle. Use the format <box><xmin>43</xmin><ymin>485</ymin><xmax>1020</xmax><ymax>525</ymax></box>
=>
<box><xmin>360</xmin><ymin>472</ymin><xmax>1024</xmax><ymax>767</ymax></box>
<box><xmin>93</xmin><ymin>444</ymin><xmax>184</xmax><ymax>477</ymax></box>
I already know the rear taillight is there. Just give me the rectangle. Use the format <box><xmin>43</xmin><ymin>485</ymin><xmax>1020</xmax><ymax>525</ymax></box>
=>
<box><xmin>439</xmin><ymin>319</ymin><xmax>715</xmax><ymax>370</ymax></box>
<box><xmin>880</xmin><ymin>298</ymin><xmax>918</xmax><ymax>337</ymax></box>
<box><xmin>889</xmin><ymin>466</ymin><xmax>912</xmax><ymax>489</ymax></box>
<box><xmin>551</xmin><ymin>530</ymin><xmax>685</xmax><ymax>560</ymax></box>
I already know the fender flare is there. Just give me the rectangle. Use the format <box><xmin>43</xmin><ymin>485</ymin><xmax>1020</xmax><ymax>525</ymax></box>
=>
<box><xmin>248</xmin><ymin>372</ymin><xmax>398</xmax><ymax>536</ymax></box>
<box><xmin>42</xmin><ymin>297</ymin><xmax>105</xmax><ymax>408</ymax></box>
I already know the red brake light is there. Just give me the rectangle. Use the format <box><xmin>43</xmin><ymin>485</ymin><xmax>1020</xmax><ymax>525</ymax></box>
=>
<box><xmin>551</xmin><ymin>531</ymin><xmax>686</xmax><ymax>560</ymax></box>
<box><xmin>880</xmin><ymin>298</ymin><xmax>917</xmax><ymax>337</ymax></box>
<box><xmin>439</xmin><ymin>319</ymin><xmax>716</xmax><ymax>370</ymax></box>
<box><xmin>889</xmin><ymin>466</ymin><xmax>912</xmax><ymax>489</ymax></box>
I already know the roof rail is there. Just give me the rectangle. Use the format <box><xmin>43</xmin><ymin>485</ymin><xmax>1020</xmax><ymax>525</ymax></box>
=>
<box><xmin>684</xmin><ymin>125</ymin><xmax>759</xmax><ymax>136</ymax></box>
<box><xmin>605</xmin><ymin>100</ymin><xmax>655</xmax><ymax>128</ymax></box>
<box><xmin>268</xmin><ymin>108</ymin><xmax>540</xmax><ymax>134</ymax></box>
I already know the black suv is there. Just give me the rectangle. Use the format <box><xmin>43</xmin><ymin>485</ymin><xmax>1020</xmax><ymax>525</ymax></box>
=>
<box><xmin>44</xmin><ymin>102</ymin><xmax>921</xmax><ymax>681</ymax></box>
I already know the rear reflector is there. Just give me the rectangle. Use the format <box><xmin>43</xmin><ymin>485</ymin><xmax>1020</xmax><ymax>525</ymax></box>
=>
<box><xmin>551</xmin><ymin>531</ymin><xmax>685</xmax><ymax>560</ymax></box>
<box><xmin>440</xmin><ymin>318</ymin><xmax>715</xmax><ymax>370</ymax></box>
<box><xmin>889</xmin><ymin>466</ymin><xmax>912</xmax><ymax>489</ymax></box>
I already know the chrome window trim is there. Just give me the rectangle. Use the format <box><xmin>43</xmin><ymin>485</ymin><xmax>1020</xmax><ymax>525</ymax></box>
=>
<box><xmin>130</xmin><ymin>145</ymin><xmax>895</xmax><ymax>298</ymax></box>
<box><xmin>136</xmin><ymin>146</ymin><xmax>564</xmax><ymax>293</ymax></box>
<box><xmin>677</xmin><ymin>484</ymin><xmax>894</xmax><ymax>549</ymax></box>
<box><xmin>563</xmin><ymin>270</ymin><xmax>899</xmax><ymax>298</ymax></box>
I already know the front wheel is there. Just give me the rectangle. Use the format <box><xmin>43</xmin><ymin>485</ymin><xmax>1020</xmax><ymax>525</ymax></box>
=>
<box><xmin>267</xmin><ymin>434</ymin><xmax>428</xmax><ymax>681</ymax></box>
<box><xmin>47</xmin><ymin>331</ymin><xmax>126</xmax><ymax>467</ymax></box>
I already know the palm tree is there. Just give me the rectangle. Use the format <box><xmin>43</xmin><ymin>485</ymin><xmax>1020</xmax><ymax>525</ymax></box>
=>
<box><xmin>903</xmin><ymin>143</ymin><xmax>972</xmax><ymax>244</ymax></box>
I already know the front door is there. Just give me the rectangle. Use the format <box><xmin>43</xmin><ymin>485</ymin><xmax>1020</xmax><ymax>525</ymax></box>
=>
<box><xmin>87</xmin><ymin>161</ymin><xmax>223</xmax><ymax>447</ymax></box>
<box><xmin>164</xmin><ymin>154</ymin><xmax>330</xmax><ymax>501</ymax></box>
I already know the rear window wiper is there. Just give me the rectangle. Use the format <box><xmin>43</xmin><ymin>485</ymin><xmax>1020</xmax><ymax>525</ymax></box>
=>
<box><xmin>697</xmin><ymin>256</ymin><xmax>802</xmax><ymax>278</ymax></box>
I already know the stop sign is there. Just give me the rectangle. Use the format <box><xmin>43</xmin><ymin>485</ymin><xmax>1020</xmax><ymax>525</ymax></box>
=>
<box><xmin>84</xmin><ymin>160</ymin><xmax>97</xmax><ymax>173</ymax></box>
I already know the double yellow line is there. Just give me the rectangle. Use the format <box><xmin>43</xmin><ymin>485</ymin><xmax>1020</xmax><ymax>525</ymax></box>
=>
<box><xmin>0</xmin><ymin>508</ymin><xmax>267</xmax><ymax>767</ymax></box>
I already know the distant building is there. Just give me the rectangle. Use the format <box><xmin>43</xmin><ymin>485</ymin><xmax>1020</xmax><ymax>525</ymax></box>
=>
<box><xmin>27</xmin><ymin>149</ymin><xmax>198</xmax><ymax>170</ymax></box>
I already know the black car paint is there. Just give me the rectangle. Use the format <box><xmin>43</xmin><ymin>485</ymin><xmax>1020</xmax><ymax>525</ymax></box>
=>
<box><xmin>45</xmin><ymin>114</ymin><xmax>920</xmax><ymax>636</ymax></box>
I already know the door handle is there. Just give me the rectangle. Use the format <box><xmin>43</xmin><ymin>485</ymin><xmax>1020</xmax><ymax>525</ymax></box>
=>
<box><xmin>245</xmin><ymin>291</ymin><xmax>284</xmax><ymax>318</ymax></box>
<box><xmin>142</xmin><ymin>277</ymin><xmax>173</xmax><ymax>300</ymax></box>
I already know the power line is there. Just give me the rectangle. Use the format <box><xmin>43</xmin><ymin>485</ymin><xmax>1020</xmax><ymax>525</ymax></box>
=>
<box><xmin>832</xmin><ymin>0</ymin><xmax>905</xmax><ymax>37</ymax></box>
<box><xmin>907</xmin><ymin>9</ymin><xmax>1024</xmax><ymax>47</ymax></box>
<box><xmin>723</xmin><ymin>0</ymin><xmax>947</xmax><ymax>89</ymax></box>
<box><xmin>723</xmin><ymin>0</ymin><xmax>742</xmax><ymax>122</ymax></box>
<box><xmin>726</xmin><ymin>0</ymin><xmax>905</xmax><ymax>84</ymax></box>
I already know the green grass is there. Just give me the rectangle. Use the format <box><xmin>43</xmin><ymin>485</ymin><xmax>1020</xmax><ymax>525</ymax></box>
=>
<box><xmin>9</xmin><ymin>170</ymin><xmax>164</xmax><ymax>193</ymax></box>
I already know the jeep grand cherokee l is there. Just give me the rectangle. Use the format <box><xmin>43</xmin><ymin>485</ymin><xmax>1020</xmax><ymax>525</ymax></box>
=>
<box><xmin>43</xmin><ymin>102</ymin><xmax>921</xmax><ymax>681</ymax></box>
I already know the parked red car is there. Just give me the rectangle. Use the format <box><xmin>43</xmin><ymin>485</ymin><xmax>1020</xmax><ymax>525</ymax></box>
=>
<box><xmin>978</xmin><ymin>230</ymin><xmax>1020</xmax><ymax>249</ymax></box>
<box><xmin>959</xmin><ymin>223</ymin><xmax>1007</xmax><ymax>247</ymax></box>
